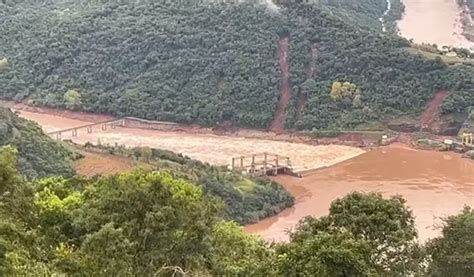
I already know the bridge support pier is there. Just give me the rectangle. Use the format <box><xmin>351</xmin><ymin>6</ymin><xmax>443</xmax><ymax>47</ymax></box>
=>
<box><xmin>56</xmin><ymin>132</ymin><xmax>62</xmax><ymax>141</ymax></box>
<box><xmin>72</xmin><ymin>129</ymin><xmax>77</xmax><ymax>137</ymax></box>
<box><xmin>263</xmin><ymin>152</ymin><xmax>268</xmax><ymax>174</ymax></box>
<box><xmin>101</xmin><ymin>124</ymin><xmax>107</xmax><ymax>131</ymax></box>
<box><xmin>274</xmin><ymin>157</ymin><xmax>279</xmax><ymax>175</ymax></box>
<box><xmin>87</xmin><ymin>126</ymin><xmax>92</xmax><ymax>133</ymax></box>
<box><xmin>230</xmin><ymin>153</ymin><xmax>294</xmax><ymax>177</ymax></box>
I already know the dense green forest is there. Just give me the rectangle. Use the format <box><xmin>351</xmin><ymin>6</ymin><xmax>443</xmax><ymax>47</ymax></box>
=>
<box><xmin>0</xmin><ymin>107</ymin><xmax>75</xmax><ymax>179</ymax></box>
<box><xmin>1</xmin><ymin>147</ymin><xmax>472</xmax><ymax>276</ymax></box>
<box><xmin>87</xmin><ymin>143</ymin><xmax>294</xmax><ymax>224</ymax></box>
<box><xmin>1</xmin><ymin>0</ymin><xmax>472</xmax><ymax>131</ymax></box>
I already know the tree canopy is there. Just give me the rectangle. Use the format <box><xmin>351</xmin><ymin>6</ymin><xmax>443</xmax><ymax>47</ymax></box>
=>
<box><xmin>0</xmin><ymin>107</ymin><xmax>75</xmax><ymax>179</ymax></box>
<box><xmin>426</xmin><ymin>207</ymin><xmax>474</xmax><ymax>277</ymax></box>
<box><xmin>289</xmin><ymin>192</ymin><xmax>420</xmax><ymax>276</ymax></box>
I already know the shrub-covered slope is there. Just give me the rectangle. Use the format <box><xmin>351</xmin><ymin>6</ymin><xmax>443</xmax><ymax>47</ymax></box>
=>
<box><xmin>0</xmin><ymin>107</ymin><xmax>75</xmax><ymax>178</ymax></box>
<box><xmin>0</xmin><ymin>0</ymin><xmax>472</xmax><ymax>131</ymax></box>
<box><xmin>87</xmin><ymin>144</ymin><xmax>294</xmax><ymax>224</ymax></box>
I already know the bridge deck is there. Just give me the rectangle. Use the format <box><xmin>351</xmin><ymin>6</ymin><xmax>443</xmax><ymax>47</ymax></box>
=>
<box><xmin>47</xmin><ymin>118</ymin><xmax>125</xmax><ymax>135</ymax></box>
<box><xmin>47</xmin><ymin>116</ymin><xmax>180</xmax><ymax>135</ymax></box>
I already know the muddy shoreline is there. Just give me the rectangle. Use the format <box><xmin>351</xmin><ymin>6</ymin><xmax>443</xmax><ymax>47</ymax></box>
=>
<box><xmin>460</xmin><ymin>1</ymin><xmax>474</xmax><ymax>42</ymax></box>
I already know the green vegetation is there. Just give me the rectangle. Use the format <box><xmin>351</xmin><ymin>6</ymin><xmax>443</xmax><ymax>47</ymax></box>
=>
<box><xmin>63</xmin><ymin>89</ymin><xmax>82</xmax><ymax>110</ymax></box>
<box><xmin>0</xmin><ymin>107</ymin><xmax>75</xmax><ymax>179</ymax></box>
<box><xmin>83</xmin><ymin>143</ymin><xmax>294</xmax><ymax>224</ymax></box>
<box><xmin>315</xmin><ymin>0</ymin><xmax>404</xmax><ymax>33</ymax></box>
<box><xmin>426</xmin><ymin>207</ymin><xmax>474</xmax><ymax>276</ymax></box>
<box><xmin>287</xmin><ymin>192</ymin><xmax>419</xmax><ymax>275</ymax></box>
<box><xmin>2</xmin><ymin>152</ymin><xmax>472</xmax><ymax>276</ymax></box>
<box><xmin>405</xmin><ymin>47</ymin><xmax>474</xmax><ymax>66</ymax></box>
<box><xmin>1</xmin><ymin>0</ymin><xmax>473</xmax><ymax>131</ymax></box>
<box><xmin>440</xmin><ymin>66</ymin><xmax>474</xmax><ymax>115</ymax></box>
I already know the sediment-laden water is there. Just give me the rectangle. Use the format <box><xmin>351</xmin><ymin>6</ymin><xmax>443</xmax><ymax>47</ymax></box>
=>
<box><xmin>246</xmin><ymin>145</ymin><xmax>474</xmax><ymax>242</ymax></box>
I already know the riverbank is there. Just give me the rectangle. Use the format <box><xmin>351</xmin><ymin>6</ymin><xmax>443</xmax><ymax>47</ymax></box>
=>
<box><xmin>459</xmin><ymin>0</ymin><xmax>474</xmax><ymax>42</ymax></box>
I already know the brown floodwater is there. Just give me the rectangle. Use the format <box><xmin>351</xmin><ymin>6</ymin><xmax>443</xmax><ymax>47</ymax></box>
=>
<box><xmin>397</xmin><ymin>0</ymin><xmax>474</xmax><ymax>49</ymax></box>
<box><xmin>245</xmin><ymin>144</ymin><xmax>474</xmax><ymax>242</ymax></box>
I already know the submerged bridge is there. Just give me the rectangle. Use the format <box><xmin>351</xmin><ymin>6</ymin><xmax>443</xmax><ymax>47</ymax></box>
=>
<box><xmin>231</xmin><ymin>152</ymin><xmax>298</xmax><ymax>177</ymax></box>
<box><xmin>47</xmin><ymin>117</ymin><xmax>179</xmax><ymax>140</ymax></box>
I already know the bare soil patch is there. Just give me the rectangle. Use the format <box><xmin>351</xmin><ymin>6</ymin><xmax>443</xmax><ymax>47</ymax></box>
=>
<box><xmin>420</xmin><ymin>90</ymin><xmax>449</xmax><ymax>131</ymax></box>
<box><xmin>270</xmin><ymin>37</ymin><xmax>291</xmax><ymax>132</ymax></box>
<box><xmin>74</xmin><ymin>151</ymin><xmax>138</xmax><ymax>177</ymax></box>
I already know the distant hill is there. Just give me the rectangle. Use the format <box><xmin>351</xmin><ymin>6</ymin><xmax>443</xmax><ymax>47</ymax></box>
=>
<box><xmin>0</xmin><ymin>0</ymin><xmax>472</xmax><ymax>131</ymax></box>
<box><xmin>0</xmin><ymin>107</ymin><xmax>75</xmax><ymax>179</ymax></box>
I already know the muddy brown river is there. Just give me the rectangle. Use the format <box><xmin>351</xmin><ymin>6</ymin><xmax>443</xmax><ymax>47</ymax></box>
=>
<box><xmin>397</xmin><ymin>0</ymin><xmax>474</xmax><ymax>49</ymax></box>
<box><xmin>246</xmin><ymin>144</ymin><xmax>474</xmax><ymax>242</ymax></box>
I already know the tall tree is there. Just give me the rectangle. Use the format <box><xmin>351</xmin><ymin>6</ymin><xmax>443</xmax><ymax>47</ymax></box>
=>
<box><xmin>426</xmin><ymin>207</ymin><xmax>474</xmax><ymax>277</ymax></box>
<box><xmin>290</xmin><ymin>192</ymin><xmax>419</xmax><ymax>275</ymax></box>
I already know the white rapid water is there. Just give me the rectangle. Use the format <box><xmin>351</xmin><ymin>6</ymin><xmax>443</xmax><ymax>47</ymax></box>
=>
<box><xmin>379</xmin><ymin>0</ymin><xmax>392</xmax><ymax>32</ymax></box>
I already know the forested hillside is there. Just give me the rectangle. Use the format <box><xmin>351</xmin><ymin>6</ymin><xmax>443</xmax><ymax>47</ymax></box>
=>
<box><xmin>0</xmin><ymin>107</ymin><xmax>75</xmax><ymax>178</ymax></box>
<box><xmin>1</xmin><ymin>0</ymin><xmax>472</xmax><ymax>132</ymax></box>
<box><xmin>320</xmin><ymin>0</ymin><xmax>403</xmax><ymax>32</ymax></box>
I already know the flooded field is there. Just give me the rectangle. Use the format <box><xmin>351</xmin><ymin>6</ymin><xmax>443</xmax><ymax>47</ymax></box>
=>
<box><xmin>246</xmin><ymin>145</ymin><xmax>474</xmax><ymax>242</ymax></box>
<box><xmin>397</xmin><ymin>0</ymin><xmax>474</xmax><ymax>49</ymax></box>
<box><xmin>14</xmin><ymin>109</ymin><xmax>364</xmax><ymax>171</ymax></box>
